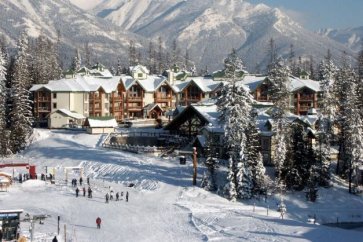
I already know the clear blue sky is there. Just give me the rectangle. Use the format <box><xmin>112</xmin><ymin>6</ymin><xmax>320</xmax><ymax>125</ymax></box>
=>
<box><xmin>248</xmin><ymin>0</ymin><xmax>363</xmax><ymax>30</ymax></box>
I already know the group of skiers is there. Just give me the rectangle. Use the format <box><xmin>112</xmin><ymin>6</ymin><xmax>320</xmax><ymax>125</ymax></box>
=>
<box><xmin>105</xmin><ymin>187</ymin><xmax>129</xmax><ymax>203</ymax></box>
<box><xmin>75</xmin><ymin>186</ymin><xmax>93</xmax><ymax>198</ymax></box>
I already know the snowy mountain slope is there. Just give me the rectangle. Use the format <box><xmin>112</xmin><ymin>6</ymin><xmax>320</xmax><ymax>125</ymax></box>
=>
<box><xmin>69</xmin><ymin>0</ymin><xmax>104</xmax><ymax>10</ymax></box>
<box><xmin>318</xmin><ymin>27</ymin><xmax>363</xmax><ymax>52</ymax></box>
<box><xmin>93</xmin><ymin>0</ymin><xmax>352</xmax><ymax>71</ymax></box>
<box><xmin>1</xmin><ymin>129</ymin><xmax>363</xmax><ymax>241</ymax></box>
<box><xmin>0</xmin><ymin>0</ymin><xmax>145</xmax><ymax>68</ymax></box>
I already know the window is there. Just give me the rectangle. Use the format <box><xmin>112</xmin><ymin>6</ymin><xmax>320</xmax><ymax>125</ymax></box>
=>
<box><xmin>53</xmin><ymin>93</ymin><xmax>57</xmax><ymax>99</ymax></box>
<box><xmin>138</xmin><ymin>73</ymin><xmax>143</xmax><ymax>78</ymax></box>
<box><xmin>53</xmin><ymin>103</ymin><xmax>57</xmax><ymax>109</ymax></box>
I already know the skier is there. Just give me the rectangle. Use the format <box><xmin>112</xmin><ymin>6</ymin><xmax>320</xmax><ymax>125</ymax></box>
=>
<box><xmin>76</xmin><ymin>187</ymin><xmax>79</xmax><ymax>197</ymax></box>
<box><xmin>105</xmin><ymin>193</ymin><xmax>109</xmax><ymax>203</ymax></box>
<box><xmin>83</xmin><ymin>187</ymin><xmax>86</xmax><ymax>197</ymax></box>
<box><xmin>79</xmin><ymin>177</ymin><xmax>83</xmax><ymax>186</ymax></box>
<box><xmin>87</xmin><ymin>177</ymin><xmax>90</xmax><ymax>185</ymax></box>
<box><xmin>116</xmin><ymin>192</ymin><xmax>119</xmax><ymax>201</ymax></box>
<box><xmin>88</xmin><ymin>187</ymin><xmax>92</xmax><ymax>198</ymax></box>
<box><xmin>121</xmin><ymin>191</ymin><xmax>124</xmax><ymax>200</ymax></box>
<box><xmin>126</xmin><ymin>191</ymin><xmax>129</xmax><ymax>202</ymax></box>
<box><xmin>96</xmin><ymin>217</ymin><xmax>101</xmax><ymax>229</ymax></box>
<box><xmin>52</xmin><ymin>236</ymin><xmax>58</xmax><ymax>242</ymax></box>
<box><xmin>110</xmin><ymin>190</ymin><xmax>114</xmax><ymax>200</ymax></box>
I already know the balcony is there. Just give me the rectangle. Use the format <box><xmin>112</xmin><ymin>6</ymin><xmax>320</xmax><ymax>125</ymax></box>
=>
<box><xmin>38</xmin><ymin>107</ymin><xmax>51</xmax><ymax>112</ymax></box>
<box><xmin>298</xmin><ymin>95</ymin><xmax>315</xmax><ymax>101</ymax></box>
<box><xmin>182</xmin><ymin>96</ymin><xmax>201</xmax><ymax>103</ymax></box>
<box><xmin>127</xmin><ymin>96</ymin><xmax>143</xmax><ymax>102</ymax></box>
<box><xmin>37</xmin><ymin>97</ymin><xmax>51</xmax><ymax>102</ymax></box>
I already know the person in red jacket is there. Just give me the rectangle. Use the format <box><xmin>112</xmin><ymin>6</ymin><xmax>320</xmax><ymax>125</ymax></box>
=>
<box><xmin>96</xmin><ymin>217</ymin><xmax>102</xmax><ymax>229</ymax></box>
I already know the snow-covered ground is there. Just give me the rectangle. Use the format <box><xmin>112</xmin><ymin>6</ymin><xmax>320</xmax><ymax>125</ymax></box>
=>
<box><xmin>1</xmin><ymin>129</ymin><xmax>363</xmax><ymax>242</ymax></box>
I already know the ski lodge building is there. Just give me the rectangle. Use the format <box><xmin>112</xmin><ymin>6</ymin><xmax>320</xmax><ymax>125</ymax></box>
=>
<box><xmin>30</xmin><ymin>64</ymin><xmax>321</xmax><ymax>130</ymax></box>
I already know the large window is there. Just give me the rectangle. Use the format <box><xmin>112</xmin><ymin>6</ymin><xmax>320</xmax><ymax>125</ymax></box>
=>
<box><xmin>53</xmin><ymin>93</ymin><xmax>57</xmax><ymax>99</ymax></box>
<box><xmin>129</xmin><ymin>86</ymin><xmax>141</xmax><ymax>98</ymax></box>
<box><xmin>53</xmin><ymin>103</ymin><xmax>57</xmax><ymax>109</ymax></box>
<box><xmin>188</xmin><ymin>85</ymin><xmax>200</xmax><ymax>99</ymax></box>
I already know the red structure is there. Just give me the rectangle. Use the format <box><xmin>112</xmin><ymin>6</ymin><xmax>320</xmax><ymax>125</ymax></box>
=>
<box><xmin>0</xmin><ymin>163</ymin><xmax>36</xmax><ymax>178</ymax></box>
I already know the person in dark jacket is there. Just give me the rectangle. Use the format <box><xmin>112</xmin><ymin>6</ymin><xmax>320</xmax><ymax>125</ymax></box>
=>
<box><xmin>96</xmin><ymin>217</ymin><xmax>101</xmax><ymax>229</ymax></box>
<box><xmin>76</xmin><ymin>187</ymin><xmax>79</xmax><ymax>197</ymax></box>
<box><xmin>52</xmin><ymin>236</ymin><xmax>58</xmax><ymax>242</ymax></box>
<box><xmin>79</xmin><ymin>177</ymin><xmax>83</xmax><ymax>186</ymax></box>
<box><xmin>116</xmin><ymin>192</ymin><xmax>119</xmax><ymax>201</ymax></box>
<box><xmin>88</xmin><ymin>187</ymin><xmax>92</xmax><ymax>198</ymax></box>
<box><xmin>126</xmin><ymin>191</ymin><xmax>129</xmax><ymax>202</ymax></box>
<box><xmin>83</xmin><ymin>187</ymin><xmax>86</xmax><ymax>197</ymax></box>
<box><xmin>105</xmin><ymin>193</ymin><xmax>109</xmax><ymax>203</ymax></box>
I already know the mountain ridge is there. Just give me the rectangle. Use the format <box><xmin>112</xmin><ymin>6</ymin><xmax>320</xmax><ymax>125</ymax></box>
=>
<box><xmin>90</xmin><ymin>0</ymin><xmax>353</xmax><ymax>71</ymax></box>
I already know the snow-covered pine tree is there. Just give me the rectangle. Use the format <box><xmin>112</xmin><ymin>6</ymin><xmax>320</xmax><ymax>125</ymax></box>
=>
<box><xmin>357</xmin><ymin>47</ymin><xmax>363</xmax><ymax>118</ymax></box>
<box><xmin>224</xmin><ymin>157</ymin><xmax>237</xmax><ymax>201</ymax></box>
<box><xmin>317</xmin><ymin>57</ymin><xmax>338</xmax><ymax>186</ymax></box>
<box><xmin>335</xmin><ymin>57</ymin><xmax>363</xmax><ymax>192</ymax></box>
<box><xmin>71</xmin><ymin>48</ymin><xmax>81</xmax><ymax>72</ymax></box>
<box><xmin>9</xmin><ymin>32</ymin><xmax>33</xmax><ymax>153</ymax></box>
<box><xmin>218</xmin><ymin>50</ymin><xmax>254</xmax><ymax>199</ymax></box>
<box><xmin>46</xmin><ymin>38</ymin><xmax>62</xmax><ymax>80</ymax></box>
<box><xmin>223</xmin><ymin>48</ymin><xmax>244</xmax><ymax>83</ymax></box>
<box><xmin>0</xmin><ymin>45</ymin><xmax>8</xmax><ymax>156</ymax></box>
<box><xmin>84</xmin><ymin>41</ymin><xmax>91</xmax><ymax>67</ymax></box>
<box><xmin>201</xmin><ymin>132</ymin><xmax>218</xmax><ymax>191</ymax></box>
<box><xmin>245</xmin><ymin>110</ymin><xmax>266</xmax><ymax>196</ymax></box>
<box><xmin>267</xmin><ymin>58</ymin><xmax>291</xmax><ymax>182</ymax></box>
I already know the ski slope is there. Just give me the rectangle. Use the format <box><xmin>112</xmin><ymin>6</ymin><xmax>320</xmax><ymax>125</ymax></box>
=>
<box><xmin>1</xmin><ymin>129</ymin><xmax>362</xmax><ymax>242</ymax></box>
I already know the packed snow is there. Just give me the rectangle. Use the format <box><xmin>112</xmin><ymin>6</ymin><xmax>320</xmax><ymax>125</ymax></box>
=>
<box><xmin>1</xmin><ymin>129</ymin><xmax>363</xmax><ymax>241</ymax></box>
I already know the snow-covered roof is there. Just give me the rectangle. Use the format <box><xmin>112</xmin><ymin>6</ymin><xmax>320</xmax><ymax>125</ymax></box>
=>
<box><xmin>54</xmin><ymin>109</ymin><xmax>85</xmax><ymax>120</ymax></box>
<box><xmin>30</xmin><ymin>76</ymin><xmax>121</xmax><ymax>93</ymax></box>
<box><xmin>86</xmin><ymin>118</ymin><xmax>118</xmax><ymax>128</ymax></box>
<box><xmin>173</xmin><ymin>78</ymin><xmax>222</xmax><ymax>93</ymax></box>
<box><xmin>191</xmin><ymin>103</ymin><xmax>220</xmax><ymax>127</ymax></box>
<box><xmin>240</xmin><ymin>75</ymin><xmax>268</xmax><ymax>92</ymax></box>
<box><xmin>129</xmin><ymin>65</ymin><xmax>150</xmax><ymax>75</ymax></box>
<box><xmin>137</xmin><ymin>76</ymin><xmax>167</xmax><ymax>92</ymax></box>
<box><xmin>289</xmin><ymin>77</ymin><xmax>320</xmax><ymax>92</ymax></box>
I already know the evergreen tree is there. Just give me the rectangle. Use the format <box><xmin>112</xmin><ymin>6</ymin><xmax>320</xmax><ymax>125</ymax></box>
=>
<box><xmin>116</xmin><ymin>58</ymin><xmax>123</xmax><ymax>76</ymax></box>
<box><xmin>71</xmin><ymin>49</ymin><xmax>81</xmax><ymax>72</ymax></box>
<box><xmin>267</xmin><ymin>58</ymin><xmax>291</xmax><ymax>183</ymax></box>
<box><xmin>0</xmin><ymin>45</ymin><xmax>9</xmax><ymax>156</ymax></box>
<box><xmin>357</xmin><ymin>46</ymin><xmax>363</xmax><ymax>117</ymax></box>
<box><xmin>9</xmin><ymin>32</ymin><xmax>33</xmax><ymax>153</ymax></box>
<box><xmin>283</xmin><ymin>122</ymin><xmax>317</xmax><ymax>190</ymax></box>
<box><xmin>245</xmin><ymin>111</ymin><xmax>266</xmax><ymax>196</ymax></box>
<box><xmin>335</xmin><ymin>59</ymin><xmax>363</xmax><ymax>192</ymax></box>
<box><xmin>218</xmin><ymin>51</ymin><xmax>254</xmax><ymax>199</ymax></box>
<box><xmin>157</xmin><ymin>36</ymin><xmax>164</xmax><ymax>74</ymax></box>
<box><xmin>223</xmin><ymin>48</ymin><xmax>244</xmax><ymax>82</ymax></box>
<box><xmin>224</xmin><ymin>158</ymin><xmax>237</xmax><ymax>201</ymax></box>
<box><xmin>317</xmin><ymin>57</ymin><xmax>338</xmax><ymax>186</ymax></box>
<box><xmin>84</xmin><ymin>41</ymin><xmax>91</xmax><ymax>67</ymax></box>
<box><xmin>201</xmin><ymin>132</ymin><xmax>218</xmax><ymax>191</ymax></box>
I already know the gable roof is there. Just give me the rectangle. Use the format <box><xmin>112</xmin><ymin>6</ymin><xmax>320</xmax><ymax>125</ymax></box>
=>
<box><xmin>289</xmin><ymin>77</ymin><xmax>320</xmax><ymax>92</ymax></box>
<box><xmin>240</xmin><ymin>75</ymin><xmax>268</xmax><ymax>92</ymax></box>
<box><xmin>173</xmin><ymin>77</ymin><xmax>223</xmax><ymax>93</ymax></box>
<box><xmin>30</xmin><ymin>76</ymin><xmax>121</xmax><ymax>93</ymax></box>
<box><xmin>52</xmin><ymin>109</ymin><xmax>85</xmax><ymax>120</ymax></box>
<box><xmin>129</xmin><ymin>65</ymin><xmax>150</xmax><ymax>75</ymax></box>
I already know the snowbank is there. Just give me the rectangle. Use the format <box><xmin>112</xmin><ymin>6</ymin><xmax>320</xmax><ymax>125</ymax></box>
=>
<box><xmin>21</xmin><ymin>180</ymin><xmax>46</xmax><ymax>188</ymax></box>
